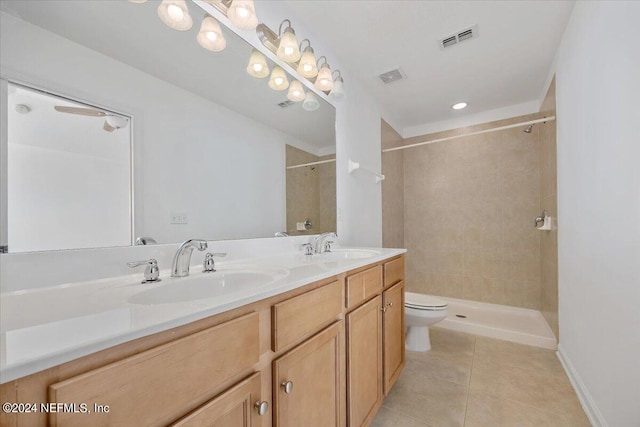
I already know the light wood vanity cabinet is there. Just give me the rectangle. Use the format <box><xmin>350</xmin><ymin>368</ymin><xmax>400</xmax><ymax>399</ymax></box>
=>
<box><xmin>382</xmin><ymin>281</ymin><xmax>405</xmax><ymax>394</ymax></box>
<box><xmin>1</xmin><ymin>255</ymin><xmax>405</xmax><ymax>427</ymax></box>
<box><xmin>346</xmin><ymin>296</ymin><xmax>383</xmax><ymax>427</ymax></box>
<box><xmin>49</xmin><ymin>312</ymin><xmax>261</xmax><ymax>427</ymax></box>
<box><xmin>273</xmin><ymin>322</ymin><xmax>344</xmax><ymax>427</ymax></box>
<box><xmin>171</xmin><ymin>372</ymin><xmax>265</xmax><ymax>427</ymax></box>
<box><xmin>345</xmin><ymin>256</ymin><xmax>405</xmax><ymax>426</ymax></box>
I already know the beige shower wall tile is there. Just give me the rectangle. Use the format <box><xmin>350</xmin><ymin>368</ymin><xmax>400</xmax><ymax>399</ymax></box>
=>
<box><xmin>463</xmin><ymin>275</ymin><xmax>483</xmax><ymax>301</ymax></box>
<box><xmin>402</xmin><ymin>113</ymin><xmax>544</xmax><ymax>309</ymax></box>
<box><xmin>462</xmin><ymin>225</ymin><xmax>482</xmax><ymax>251</ymax></box>
<box><xmin>505</xmin><ymin>280</ymin><xmax>540</xmax><ymax>309</ymax></box>
<box><xmin>538</xmin><ymin>79</ymin><xmax>558</xmax><ymax>339</ymax></box>
<box><xmin>441</xmin><ymin>274</ymin><xmax>464</xmax><ymax>298</ymax></box>
<box><xmin>481</xmin><ymin>251</ymin><xmax>502</xmax><ymax>279</ymax></box>
<box><xmin>480</xmin><ymin>277</ymin><xmax>506</xmax><ymax>305</ymax></box>
<box><xmin>463</xmin><ymin>251</ymin><xmax>483</xmax><ymax>275</ymax></box>
<box><xmin>382</xmin><ymin>120</ymin><xmax>405</xmax><ymax>248</ymax></box>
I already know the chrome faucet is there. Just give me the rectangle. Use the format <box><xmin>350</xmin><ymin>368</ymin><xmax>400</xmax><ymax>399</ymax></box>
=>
<box><xmin>312</xmin><ymin>232</ymin><xmax>337</xmax><ymax>254</ymax></box>
<box><xmin>171</xmin><ymin>239</ymin><xmax>208</xmax><ymax>277</ymax></box>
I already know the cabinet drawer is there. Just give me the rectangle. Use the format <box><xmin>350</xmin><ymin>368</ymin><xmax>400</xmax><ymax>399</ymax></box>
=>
<box><xmin>49</xmin><ymin>312</ymin><xmax>260</xmax><ymax>427</ymax></box>
<box><xmin>383</xmin><ymin>256</ymin><xmax>404</xmax><ymax>288</ymax></box>
<box><xmin>272</xmin><ymin>280</ymin><xmax>342</xmax><ymax>352</ymax></box>
<box><xmin>346</xmin><ymin>265</ymin><xmax>382</xmax><ymax>309</ymax></box>
<box><xmin>171</xmin><ymin>372</ymin><xmax>265</xmax><ymax>427</ymax></box>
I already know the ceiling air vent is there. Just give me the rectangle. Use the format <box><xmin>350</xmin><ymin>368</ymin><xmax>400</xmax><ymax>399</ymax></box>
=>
<box><xmin>439</xmin><ymin>25</ymin><xmax>478</xmax><ymax>50</ymax></box>
<box><xmin>277</xmin><ymin>100</ymin><xmax>295</xmax><ymax>108</ymax></box>
<box><xmin>377</xmin><ymin>68</ymin><xmax>407</xmax><ymax>85</ymax></box>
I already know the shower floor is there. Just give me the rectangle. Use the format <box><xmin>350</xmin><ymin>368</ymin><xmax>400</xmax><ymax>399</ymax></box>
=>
<box><xmin>435</xmin><ymin>296</ymin><xmax>557</xmax><ymax>350</ymax></box>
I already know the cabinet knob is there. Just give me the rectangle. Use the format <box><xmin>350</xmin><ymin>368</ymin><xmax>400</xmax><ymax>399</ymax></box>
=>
<box><xmin>387</xmin><ymin>302</ymin><xmax>394</xmax><ymax>308</ymax></box>
<box><xmin>280</xmin><ymin>380</ymin><xmax>293</xmax><ymax>394</ymax></box>
<box><xmin>254</xmin><ymin>400</ymin><xmax>269</xmax><ymax>416</ymax></box>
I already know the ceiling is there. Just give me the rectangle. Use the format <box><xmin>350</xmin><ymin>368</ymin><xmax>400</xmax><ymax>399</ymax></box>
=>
<box><xmin>277</xmin><ymin>0</ymin><xmax>574</xmax><ymax>134</ymax></box>
<box><xmin>0</xmin><ymin>0</ymin><xmax>336</xmax><ymax>153</ymax></box>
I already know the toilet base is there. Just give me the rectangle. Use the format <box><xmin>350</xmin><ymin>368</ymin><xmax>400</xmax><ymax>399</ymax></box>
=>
<box><xmin>405</xmin><ymin>325</ymin><xmax>432</xmax><ymax>352</ymax></box>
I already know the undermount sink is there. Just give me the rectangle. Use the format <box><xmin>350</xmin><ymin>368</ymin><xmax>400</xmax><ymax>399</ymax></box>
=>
<box><xmin>317</xmin><ymin>249</ymin><xmax>380</xmax><ymax>261</ymax></box>
<box><xmin>129</xmin><ymin>268</ymin><xmax>288</xmax><ymax>305</ymax></box>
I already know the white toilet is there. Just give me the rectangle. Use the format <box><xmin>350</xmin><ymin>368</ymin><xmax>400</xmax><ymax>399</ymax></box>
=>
<box><xmin>405</xmin><ymin>292</ymin><xmax>449</xmax><ymax>352</ymax></box>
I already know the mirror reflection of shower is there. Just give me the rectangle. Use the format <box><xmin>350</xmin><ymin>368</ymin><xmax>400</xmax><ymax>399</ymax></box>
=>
<box><xmin>5</xmin><ymin>82</ymin><xmax>132</xmax><ymax>252</ymax></box>
<box><xmin>285</xmin><ymin>144</ymin><xmax>336</xmax><ymax>236</ymax></box>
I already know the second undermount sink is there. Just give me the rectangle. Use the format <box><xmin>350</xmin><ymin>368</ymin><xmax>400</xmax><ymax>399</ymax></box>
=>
<box><xmin>129</xmin><ymin>268</ymin><xmax>288</xmax><ymax>305</ymax></box>
<box><xmin>317</xmin><ymin>248</ymin><xmax>381</xmax><ymax>261</ymax></box>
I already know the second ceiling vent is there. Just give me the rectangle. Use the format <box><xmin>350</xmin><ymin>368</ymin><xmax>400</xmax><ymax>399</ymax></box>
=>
<box><xmin>377</xmin><ymin>67</ymin><xmax>407</xmax><ymax>85</ymax></box>
<box><xmin>439</xmin><ymin>25</ymin><xmax>478</xmax><ymax>50</ymax></box>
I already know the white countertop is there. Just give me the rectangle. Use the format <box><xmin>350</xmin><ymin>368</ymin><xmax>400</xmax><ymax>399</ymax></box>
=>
<box><xmin>0</xmin><ymin>247</ymin><xmax>405</xmax><ymax>384</ymax></box>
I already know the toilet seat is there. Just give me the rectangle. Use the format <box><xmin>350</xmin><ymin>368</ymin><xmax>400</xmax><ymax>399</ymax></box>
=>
<box><xmin>405</xmin><ymin>292</ymin><xmax>448</xmax><ymax>311</ymax></box>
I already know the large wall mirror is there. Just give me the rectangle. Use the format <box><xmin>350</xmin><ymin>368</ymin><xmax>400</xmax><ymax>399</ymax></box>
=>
<box><xmin>0</xmin><ymin>0</ymin><xmax>336</xmax><ymax>253</ymax></box>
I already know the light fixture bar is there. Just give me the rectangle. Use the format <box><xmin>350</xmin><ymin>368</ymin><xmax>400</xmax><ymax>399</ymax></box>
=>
<box><xmin>205</xmin><ymin>0</ymin><xmax>233</xmax><ymax>15</ymax></box>
<box><xmin>256</xmin><ymin>23</ymin><xmax>280</xmax><ymax>53</ymax></box>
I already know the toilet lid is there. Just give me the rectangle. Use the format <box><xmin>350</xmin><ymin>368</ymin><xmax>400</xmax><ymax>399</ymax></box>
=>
<box><xmin>405</xmin><ymin>292</ymin><xmax>448</xmax><ymax>310</ymax></box>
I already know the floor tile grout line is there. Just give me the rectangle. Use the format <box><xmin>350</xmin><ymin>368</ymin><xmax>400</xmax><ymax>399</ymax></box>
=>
<box><xmin>470</xmin><ymin>390</ymin><xmax>589</xmax><ymax>422</ymax></box>
<box><xmin>462</xmin><ymin>335</ymin><xmax>477</xmax><ymax>426</ymax></box>
<box><xmin>379</xmin><ymin>402</ymin><xmax>437</xmax><ymax>427</ymax></box>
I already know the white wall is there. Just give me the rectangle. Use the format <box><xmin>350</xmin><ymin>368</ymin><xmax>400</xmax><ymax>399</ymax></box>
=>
<box><xmin>0</xmin><ymin>11</ymin><xmax>314</xmax><ymax>246</ymax></box>
<box><xmin>555</xmin><ymin>2</ymin><xmax>640</xmax><ymax>426</ymax></box>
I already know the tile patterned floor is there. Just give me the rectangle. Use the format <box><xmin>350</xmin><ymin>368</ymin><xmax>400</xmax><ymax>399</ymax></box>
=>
<box><xmin>372</xmin><ymin>327</ymin><xmax>591</xmax><ymax>427</ymax></box>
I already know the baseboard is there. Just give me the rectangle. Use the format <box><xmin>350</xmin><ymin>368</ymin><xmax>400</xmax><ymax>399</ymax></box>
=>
<box><xmin>556</xmin><ymin>344</ymin><xmax>608</xmax><ymax>427</ymax></box>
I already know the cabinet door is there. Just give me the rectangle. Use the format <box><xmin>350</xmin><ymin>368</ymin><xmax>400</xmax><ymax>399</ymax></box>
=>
<box><xmin>346</xmin><ymin>296</ymin><xmax>383</xmax><ymax>427</ymax></box>
<box><xmin>383</xmin><ymin>281</ymin><xmax>405</xmax><ymax>394</ymax></box>
<box><xmin>171</xmin><ymin>372</ymin><xmax>267</xmax><ymax>427</ymax></box>
<box><xmin>273</xmin><ymin>321</ymin><xmax>343</xmax><ymax>427</ymax></box>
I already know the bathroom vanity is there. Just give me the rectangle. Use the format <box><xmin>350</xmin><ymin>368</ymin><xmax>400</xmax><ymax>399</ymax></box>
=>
<box><xmin>0</xmin><ymin>250</ymin><xmax>405</xmax><ymax>427</ymax></box>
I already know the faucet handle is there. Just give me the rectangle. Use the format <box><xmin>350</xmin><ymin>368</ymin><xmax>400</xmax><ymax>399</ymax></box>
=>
<box><xmin>127</xmin><ymin>259</ymin><xmax>161</xmax><ymax>283</ymax></box>
<box><xmin>301</xmin><ymin>243</ymin><xmax>313</xmax><ymax>256</ymax></box>
<box><xmin>202</xmin><ymin>252</ymin><xmax>227</xmax><ymax>273</ymax></box>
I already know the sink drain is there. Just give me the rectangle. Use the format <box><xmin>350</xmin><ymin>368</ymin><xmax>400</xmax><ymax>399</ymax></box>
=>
<box><xmin>455</xmin><ymin>314</ymin><xmax>467</xmax><ymax>318</ymax></box>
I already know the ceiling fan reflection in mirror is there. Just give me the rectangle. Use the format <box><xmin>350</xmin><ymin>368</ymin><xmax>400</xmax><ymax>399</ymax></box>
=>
<box><xmin>53</xmin><ymin>106</ymin><xmax>129</xmax><ymax>132</ymax></box>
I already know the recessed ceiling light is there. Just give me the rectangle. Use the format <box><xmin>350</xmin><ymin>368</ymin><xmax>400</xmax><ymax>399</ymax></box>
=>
<box><xmin>452</xmin><ymin>102</ymin><xmax>468</xmax><ymax>110</ymax></box>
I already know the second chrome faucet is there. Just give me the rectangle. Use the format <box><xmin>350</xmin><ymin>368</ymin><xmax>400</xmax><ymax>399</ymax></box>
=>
<box><xmin>171</xmin><ymin>239</ymin><xmax>208</xmax><ymax>277</ymax></box>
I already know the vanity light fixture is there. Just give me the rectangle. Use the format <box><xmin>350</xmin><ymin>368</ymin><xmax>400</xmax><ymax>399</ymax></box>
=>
<box><xmin>330</xmin><ymin>70</ymin><xmax>345</xmax><ymax>99</ymax></box>
<box><xmin>268</xmin><ymin>66</ymin><xmax>289</xmax><ymax>91</ymax></box>
<box><xmin>197</xmin><ymin>15</ymin><xmax>226</xmax><ymax>52</ymax></box>
<box><xmin>246</xmin><ymin>49</ymin><xmax>269</xmax><ymax>78</ymax></box>
<box><xmin>302</xmin><ymin>91</ymin><xmax>320</xmax><ymax>111</ymax></box>
<box><xmin>315</xmin><ymin>56</ymin><xmax>334</xmax><ymax>92</ymax></box>
<box><xmin>276</xmin><ymin>20</ymin><xmax>301</xmax><ymax>63</ymax></box>
<box><xmin>297</xmin><ymin>39</ymin><xmax>318</xmax><ymax>78</ymax></box>
<box><xmin>157</xmin><ymin>0</ymin><xmax>193</xmax><ymax>31</ymax></box>
<box><xmin>255</xmin><ymin>20</ymin><xmax>344</xmax><ymax>97</ymax></box>
<box><xmin>452</xmin><ymin>102</ymin><xmax>468</xmax><ymax>110</ymax></box>
<box><xmin>287</xmin><ymin>80</ymin><xmax>305</xmax><ymax>102</ymax></box>
<box><xmin>227</xmin><ymin>0</ymin><xmax>258</xmax><ymax>30</ymax></box>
